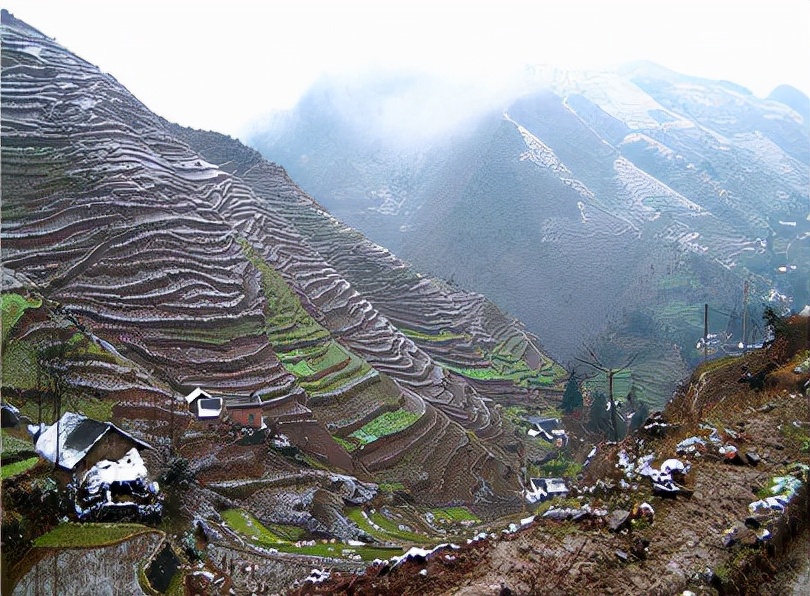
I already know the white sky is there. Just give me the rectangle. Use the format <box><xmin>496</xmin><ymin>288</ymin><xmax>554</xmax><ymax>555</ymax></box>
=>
<box><xmin>4</xmin><ymin>0</ymin><xmax>809</xmax><ymax>139</ymax></box>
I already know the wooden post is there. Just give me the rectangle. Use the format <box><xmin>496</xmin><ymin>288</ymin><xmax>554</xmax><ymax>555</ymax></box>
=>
<box><xmin>608</xmin><ymin>370</ymin><xmax>619</xmax><ymax>441</ymax></box>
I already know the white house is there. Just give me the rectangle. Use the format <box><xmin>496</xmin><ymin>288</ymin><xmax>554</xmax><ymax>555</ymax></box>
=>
<box><xmin>184</xmin><ymin>388</ymin><xmax>223</xmax><ymax>420</ymax></box>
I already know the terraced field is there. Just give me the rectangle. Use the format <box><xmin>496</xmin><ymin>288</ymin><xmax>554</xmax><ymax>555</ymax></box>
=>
<box><xmin>0</xmin><ymin>11</ymin><xmax>553</xmax><ymax>517</ymax></box>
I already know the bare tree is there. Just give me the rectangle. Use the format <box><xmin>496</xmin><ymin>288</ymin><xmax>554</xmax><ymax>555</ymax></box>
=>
<box><xmin>36</xmin><ymin>317</ymin><xmax>75</xmax><ymax>467</ymax></box>
<box><xmin>575</xmin><ymin>347</ymin><xmax>638</xmax><ymax>441</ymax></box>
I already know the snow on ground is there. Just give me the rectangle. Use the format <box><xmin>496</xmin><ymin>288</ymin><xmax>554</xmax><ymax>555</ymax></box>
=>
<box><xmin>505</xmin><ymin>112</ymin><xmax>596</xmax><ymax>201</ymax></box>
<box><xmin>553</xmin><ymin>71</ymin><xmax>692</xmax><ymax>131</ymax></box>
<box><xmin>82</xmin><ymin>448</ymin><xmax>149</xmax><ymax>498</ymax></box>
<box><xmin>20</xmin><ymin>45</ymin><xmax>42</xmax><ymax>59</ymax></box>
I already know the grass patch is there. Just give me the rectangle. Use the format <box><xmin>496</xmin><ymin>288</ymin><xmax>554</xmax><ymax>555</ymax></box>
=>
<box><xmin>1</xmin><ymin>293</ymin><xmax>42</xmax><ymax>345</ymax></box>
<box><xmin>378</xmin><ymin>482</ymin><xmax>406</xmax><ymax>493</ymax></box>
<box><xmin>34</xmin><ymin>523</ymin><xmax>154</xmax><ymax>547</ymax></box>
<box><xmin>1</xmin><ymin>428</ymin><xmax>34</xmax><ymax>458</ymax></box>
<box><xmin>346</xmin><ymin>508</ymin><xmax>427</xmax><ymax>544</ymax></box>
<box><xmin>14</xmin><ymin>395</ymin><xmax>115</xmax><ymax>424</ymax></box>
<box><xmin>1</xmin><ymin>456</ymin><xmax>39</xmax><ymax>479</ymax></box>
<box><xmin>2</xmin><ymin>337</ymin><xmax>39</xmax><ymax>390</ymax></box>
<box><xmin>366</xmin><ymin>509</ymin><xmax>426</xmax><ymax>543</ymax></box>
<box><xmin>428</xmin><ymin>507</ymin><xmax>479</xmax><ymax>523</ymax></box>
<box><xmin>221</xmin><ymin>509</ymin><xmax>290</xmax><ymax>545</ymax></box>
<box><xmin>2</xmin><ymin>326</ymin><xmax>123</xmax><ymax>394</ymax></box>
<box><xmin>222</xmin><ymin>508</ymin><xmax>401</xmax><ymax>561</ymax></box>
<box><xmin>696</xmin><ymin>355</ymin><xmax>737</xmax><ymax>377</ymax></box>
<box><xmin>347</xmin><ymin>409</ymin><xmax>421</xmax><ymax>447</ymax></box>
<box><xmin>399</xmin><ymin>327</ymin><xmax>468</xmax><ymax>342</ymax></box>
<box><xmin>531</xmin><ymin>454</ymin><xmax>582</xmax><ymax>478</ymax></box>
<box><xmin>333</xmin><ymin>436</ymin><xmax>354</xmax><ymax>452</ymax></box>
<box><xmin>780</xmin><ymin>421</ymin><xmax>810</xmax><ymax>452</ymax></box>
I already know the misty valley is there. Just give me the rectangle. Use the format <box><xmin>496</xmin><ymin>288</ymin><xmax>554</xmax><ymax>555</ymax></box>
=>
<box><xmin>1</xmin><ymin>8</ymin><xmax>809</xmax><ymax>596</ymax></box>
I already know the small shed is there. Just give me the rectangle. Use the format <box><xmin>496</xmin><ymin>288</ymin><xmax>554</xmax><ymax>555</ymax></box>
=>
<box><xmin>526</xmin><ymin>477</ymin><xmax>569</xmax><ymax>503</ymax></box>
<box><xmin>35</xmin><ymin>411</ymin><xmax>152</xmax><ymax>478</ymax></box>
<box><xmin>526</xmin><ymin>417</ymin><xmax>569</xmax><ymax>447</ymax></box>
<box><xmin>184</xmin><ymin>388</ymin><xmax>223</xmax><ymax>420</ymax></box>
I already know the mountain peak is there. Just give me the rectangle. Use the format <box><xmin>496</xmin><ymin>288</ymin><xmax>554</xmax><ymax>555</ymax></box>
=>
<box><xmin>768</xmin><ymin>84</ymin><xmax>810</xmax><ymax>121</ymax></box>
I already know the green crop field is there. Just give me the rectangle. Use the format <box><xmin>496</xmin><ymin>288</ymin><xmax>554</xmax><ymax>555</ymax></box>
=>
<box><xmin>33</xmin><ymin>523</ymin><xmax>155</xmax><ymax>547</ymax></box>
<box><xmin>222</xmin><ymin>508</ymin><xmax>402</xmax><ymax>561</ymax></box>
<box><xmin>345</xmin><ymin>409</ymin><xmax>421</xmax><ymax>449</ymax></box>
<box><xmin>440</xmin><ymin>339</ymin><xmax>566</xmax><ymax>388</ymax></box>
<box><xmin>428</xmin><ymin>506</ymin><xmax>479</xmax><ymax>523</ymax></box>
<box><xmin>1</xmin><ymin>293</ymin><xmax>42</xmax><ymax>345</ymax></box>
<box><xmin>1</xmin><ymin>456</ymin><xmax>40</xmax><ymax>480</ymax></box>
<box><xmin>239</xmin><ymin>238</ymin><xmax>331</xmax><ymax>348</ymax></box>
<box><xmin>240</xmin><ymin>238</ymin><xmax>381</xmax><ymax>400</ymax></box>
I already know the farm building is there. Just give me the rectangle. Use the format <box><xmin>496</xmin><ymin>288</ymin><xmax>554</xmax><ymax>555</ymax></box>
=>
<box><xmin>526</xmin><ymin>416</ymin><xmax>569</xmax><ymax>447</ymax></box>
<box><xmin>184</xmin><ymin>387</ymin><xmax>223</xmax><ymax>420</ymax></box>
<box><xmin>226</xmin><ymin>394</ymin><xmax>265</xmax><ymax>429</ymax></box>
<box><xmin>525</xmin><ymin>476</ymin><xmax>569</xmax><ymax>504</ymax></box>
<box><xmin>34</xmin><ymin>411</ymin><xmax>152</xmax><ymax>479</ymax></box>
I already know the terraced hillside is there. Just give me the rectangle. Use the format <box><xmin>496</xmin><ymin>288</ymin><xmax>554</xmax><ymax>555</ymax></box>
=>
<box><xmin>0</xmin><ymin>11</ymin><xmax>563</xmax><ymax>514</ymax></box>
<box><xmin>251</xmin><ymin>66</ymin><xmax>810</xmax><ymax>406</ymax></box>
<box><xmin>170</xmin><ymin>126</ymin><xmax>567</xmax><ymax>409</ymax></box>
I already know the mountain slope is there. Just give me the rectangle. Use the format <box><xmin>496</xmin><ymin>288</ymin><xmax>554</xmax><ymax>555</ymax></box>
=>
<box><xmin>0</xmin><ymin>10</ymin><xmax>567</xmax><ymax>517</ymax></box>
<box><xmin>250</xmin><ymin>66</ymin><xmax>810</xmax><ymax>405</ymax></box>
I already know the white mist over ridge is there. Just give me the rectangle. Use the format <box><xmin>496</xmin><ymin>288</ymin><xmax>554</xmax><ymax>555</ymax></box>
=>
<box><xmin>3</xmin><ymin>0</ymin><xmax>808</xmax><ymax>139</ymax></box>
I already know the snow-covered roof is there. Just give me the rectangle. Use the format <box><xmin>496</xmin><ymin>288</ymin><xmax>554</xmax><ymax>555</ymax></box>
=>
<box><xmin>526</xmin><ymin>477</ymin><xmax>569</xmax><ymax>504</ymax></box>
<box><xmin>82</xmin><ymin>448</ymin><xmax>148</xmax><ymax>496</ymax></box>
<box><xmin>184</xmin><ymin>387</ymin><xmax>212</xmax><ymax>404</ymax></box>
<box><xmin>530</xmin><ymin>477</ymin><xmax>568</xmax><ymax>494</ymax></box>
<box><xmin>527</xmin><ymin>416</ymin><xmax>562</xmax><ymax>432</ymax></box>
<box><xmin>195</xmin><ymin>397</ymin><xmax>223</xmax><ymax>419</ymax></box>
<box><xmin>35</xmin><ymin>412</ymin><xmax>152</xmax><ymax>470</ymax></box>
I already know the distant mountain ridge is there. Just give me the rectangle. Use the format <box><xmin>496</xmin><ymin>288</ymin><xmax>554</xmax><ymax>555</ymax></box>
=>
<box><xmin>768</xmin><ymin>84</ymin><xmax>810</xmax><ymax>122</ymax></box>
<box><xmin>249</xmin><ymin>61</ymin><xmax>810</xmax><ymax>405</ymax></box>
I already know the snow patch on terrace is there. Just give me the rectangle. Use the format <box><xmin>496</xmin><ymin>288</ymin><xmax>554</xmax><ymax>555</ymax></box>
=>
<box><xmin>505</xmin><ymin>112</ymin><xmax>596</xmax><ymax>201</ymax></box>
<box><xmin>74</xmin><ymin>97</ymin><xmax>99</xmax><ymax>111</ymax></box>
<box><xmin>551</xmin><ymin>71</ymin><xmax>693</xmax><ymax>131</ymax></box>
<box><xmin>173</xmin><ymin>158</ymin><xmax>223</xmax><ymax>181</ymax></box>
<box><xmin>621</xmin><ymin>133</ymin><xmax>677</xmax><ymax>160</ymax></box>
<box><xmin>732</xmin><ymin>131</ymin><xmax>809</xmax><ymax>183</ymax></box>
<box><xmin>20</xmin><ymin>45</ymin><xmax>43</xmax><ymax>59</ymax></box>
<box><xmin>613</xmin><ymin>156</ymin><xmax>705</xmax><ymax>215</ymax></box>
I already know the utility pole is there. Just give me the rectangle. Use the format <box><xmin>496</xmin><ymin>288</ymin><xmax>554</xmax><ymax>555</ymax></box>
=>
<box><xmin>742</xmin><ymin>280</ymin><xmax>749</xmax><ymax>354</ymax></box>
<box><xmin>704</xmin><ymin>303</ymin><xmax>709</xmax><ymax>364</ymax></box>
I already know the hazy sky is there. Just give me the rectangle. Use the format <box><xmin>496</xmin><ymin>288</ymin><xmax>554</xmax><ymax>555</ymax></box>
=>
<box><xmin>4</xmin><ymin>0</ymin><xmax>809</xmax><ymax>139</ymax></box>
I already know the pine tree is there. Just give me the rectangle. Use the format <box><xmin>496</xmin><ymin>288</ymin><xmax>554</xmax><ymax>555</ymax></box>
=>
<box><xmin>587</xmin><ymin>391</ymin><xmax>611</xmax><ymax>436</ymax></box>
<box><xmin>629</xmin><ymin>400</ymin><xmax>650</xmax><ymax>432</ymax></box>
<box><xmin>560</xmin><ymin>374</ymin><xmax>584</xmax><ymax>414</ymax></box>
